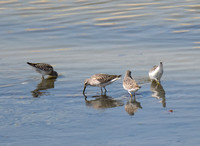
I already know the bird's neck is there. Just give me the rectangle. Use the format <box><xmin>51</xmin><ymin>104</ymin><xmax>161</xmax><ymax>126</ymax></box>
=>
<box><xmin>159</xmin><ymin>63</ymin><xmax>163</xmax><ymax>69</ymax></box>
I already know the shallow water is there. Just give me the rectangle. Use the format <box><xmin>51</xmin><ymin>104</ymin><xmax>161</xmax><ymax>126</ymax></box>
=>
<box><xmin>0</xmin><ymin>0</ymin><xmax>200</xmax><ymax>145</ymax></box>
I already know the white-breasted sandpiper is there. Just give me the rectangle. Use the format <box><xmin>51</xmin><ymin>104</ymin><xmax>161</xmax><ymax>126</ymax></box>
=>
<box><xmin>149</xmin><ymin>62</ymin><xmax>163</xmax><ymax>84</ymax></box>
<box><xmin>83</xmin><ymin>74</ymin><xmax>121</xmax><ymax>95</ymax></box>
<box><xmin>123</xmin><ymin>70</ymin><xmax>141</xmax><ymax>97</ymax></box>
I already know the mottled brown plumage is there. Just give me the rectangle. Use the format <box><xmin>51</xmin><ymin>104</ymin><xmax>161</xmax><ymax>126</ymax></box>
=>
<box><xmin>27</xmin><ymin>62</ymin><xmax>58</xmax><ymax>79</ymax></box>
<box><xmin>27</xmin><ymin>62</ymin><xmax>53</xmax><ymax>71</ymax></box>
<box><xmin>83</xmin><ymin>73</ymin><xmax>121</xmax><ymax>95</ymax></box>
<box><xmin>91</xmin><ymin>74</ymin><xmax>121</xmax><ymax>84</ymax></box>
<box><xmin>123</xmin><ymin>70</ymin><xmax>141</xmax><ymax>97</ymax></box>
<box><xmin>149</xmin><ymin>65</ymin><xmax>158</xmax><ymax>73</ymax></box>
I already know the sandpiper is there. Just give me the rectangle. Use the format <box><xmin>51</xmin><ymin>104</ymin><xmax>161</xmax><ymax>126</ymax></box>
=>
<box><xmin>149</xmin><ymin>62</ymin><xmax>163</xmax><ymax>84</ymax></box>
<box><xmin>27</xmin><ymin>62</ymin><xmax>58</xmax><ymax>79</ymax></box>
<box><xmin>83</xmin><ymin>74</ymin><xmax>121</xmax><ymax>94</ymax></box>
<box><xmin>123</xmin><ymin>70</ymin><xmax>141</xmax><ymax>97</ymax></box>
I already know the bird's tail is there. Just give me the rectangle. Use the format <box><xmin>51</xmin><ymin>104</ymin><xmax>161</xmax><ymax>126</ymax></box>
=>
<box><xmin>27</xmin><ymin>62</ymin><xmax>36</xmax><ymax>67</ymax></box>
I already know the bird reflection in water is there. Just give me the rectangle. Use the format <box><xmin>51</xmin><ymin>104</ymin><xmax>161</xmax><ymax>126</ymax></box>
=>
<box><xmin>125</xmin><ymin>97</ymin><xmax>142</xmax><ymax>116</ymax></box>
<box><xmin>84</xmin><ymin>94</ymin><xmax>124</xmax><ymax>109</ymax></box>
<box><xmin>150</xmin><ymin>80</ymin><xmax>166</xmax><ymax>107</ymax></box>
<box><xmin>31</xmin><ymin>77</ymin><xmax>56</xmax><ymax>97</ymax></box>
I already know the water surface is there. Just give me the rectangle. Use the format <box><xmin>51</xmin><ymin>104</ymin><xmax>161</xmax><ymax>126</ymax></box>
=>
<box><xmin>0</xmin><ymin>0</ymin><xmax>200</xmax><ymax>145</ymax></box>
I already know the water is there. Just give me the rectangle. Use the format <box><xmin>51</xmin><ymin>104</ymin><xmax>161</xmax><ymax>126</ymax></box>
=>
<box><xmin>0</xmin><ymin>0</ymin><xmax>200</xmax><ymax>145</ymax></box>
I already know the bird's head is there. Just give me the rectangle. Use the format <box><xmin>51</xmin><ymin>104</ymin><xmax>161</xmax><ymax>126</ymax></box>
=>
<box><xmin>83</xmin><ymin>79</ymin><xmax>89</xmax><ymax>94</ymax></box>
<box><xmin>50</xmin><ymin>71</ymin><xmax>58</xmax><ymax>78</ymax></box>
<box><xmin>126</xmin><ymin>70</ymin><xmax>132</xmax><ymax>77</ymax></box>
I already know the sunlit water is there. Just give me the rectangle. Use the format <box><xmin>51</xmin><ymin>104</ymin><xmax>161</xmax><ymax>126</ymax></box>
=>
<box><xmin>0</xmin><ymin>0</ymin><xmax>200</xmax><ymax>145</ymax></box>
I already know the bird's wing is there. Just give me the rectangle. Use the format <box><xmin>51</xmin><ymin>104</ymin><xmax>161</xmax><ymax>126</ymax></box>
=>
<box><xmin>93</xmin><ymin>74</ymin><xmax>119</xmax><ymax>83</ymax></box>
<box><xmin>124</xmin><ymin>77</ymin><xmax>140</xmax><ymax>89</ymax></box>
<box><xmin>149</xmin><ymin>65</ymin><xmax>158</xmax><ymax>73</ymax></box>
<box><xmin>34</xmin><ymin>63</ymin><xmax>53</xmax><ymax>72</ymax></box>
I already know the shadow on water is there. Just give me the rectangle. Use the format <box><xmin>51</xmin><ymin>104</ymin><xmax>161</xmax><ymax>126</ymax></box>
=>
<box><xmin>125</xmin><ymin>97</ymin><xmax>142</xmax><ymax>116</ymax></box>
<box><xmin>150</xmin><ymin>81</ymin><xmax>166</xmax><ymax>107</ymax></box>
<box><xmin>84</xmin><ymin>94</ymin><xmax>124</xmax><ymax>109</ymax></box>
<box><xmin>31</xmin><ymin>78</ymin><xmax>56</xmax><ymax>98</ymax></box>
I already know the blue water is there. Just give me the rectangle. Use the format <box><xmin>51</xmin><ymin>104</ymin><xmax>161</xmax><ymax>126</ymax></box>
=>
<box><xmin>0</xmin><ymin>0</ymin><xmax>200</xmax><ymax>145</ymax></box>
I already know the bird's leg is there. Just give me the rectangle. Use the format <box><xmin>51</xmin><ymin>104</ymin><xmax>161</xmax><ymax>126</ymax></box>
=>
<box><xmin>129</xmin><ymin>92</ymin><xmax>133</xmax><ymax>97</ymax></box>
<box><xmin>155</xmin><ymin>80</ymin><xmax>160</xmax><ymax>88</ymax></box>
<box><xmin>42</xmin><ymin>75</ymin><xmax>44</xmax><ymax>80</ymax></box>
<box><xmin>133</xmin><ymin>95</ymin><xmax>136</xmax><ymax>101</ymax></box>
<box><xmin>101</xmin><ymin>87</ymin><xmax>103</xmax><ymax>94</ymax></box>
<box><xmin>83</xmin><ymin>93</ymin><xmax>87</xmax><ymax>100</ymax></box>
<box><xmin>104</xmin><ymin>87</ymin><xmax>107</xmax><ymax>93</ymax></box>
<box><xmin>156</xmin><ymin>79</ymin><xmax>160</xmax><ymax>85</ymax></box>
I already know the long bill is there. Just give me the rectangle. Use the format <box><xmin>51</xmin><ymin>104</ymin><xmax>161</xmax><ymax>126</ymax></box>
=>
<box><xmin>83</xmin><ymin>85</ymin><xmax>87</xmax><ymax>94</ymax></box>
